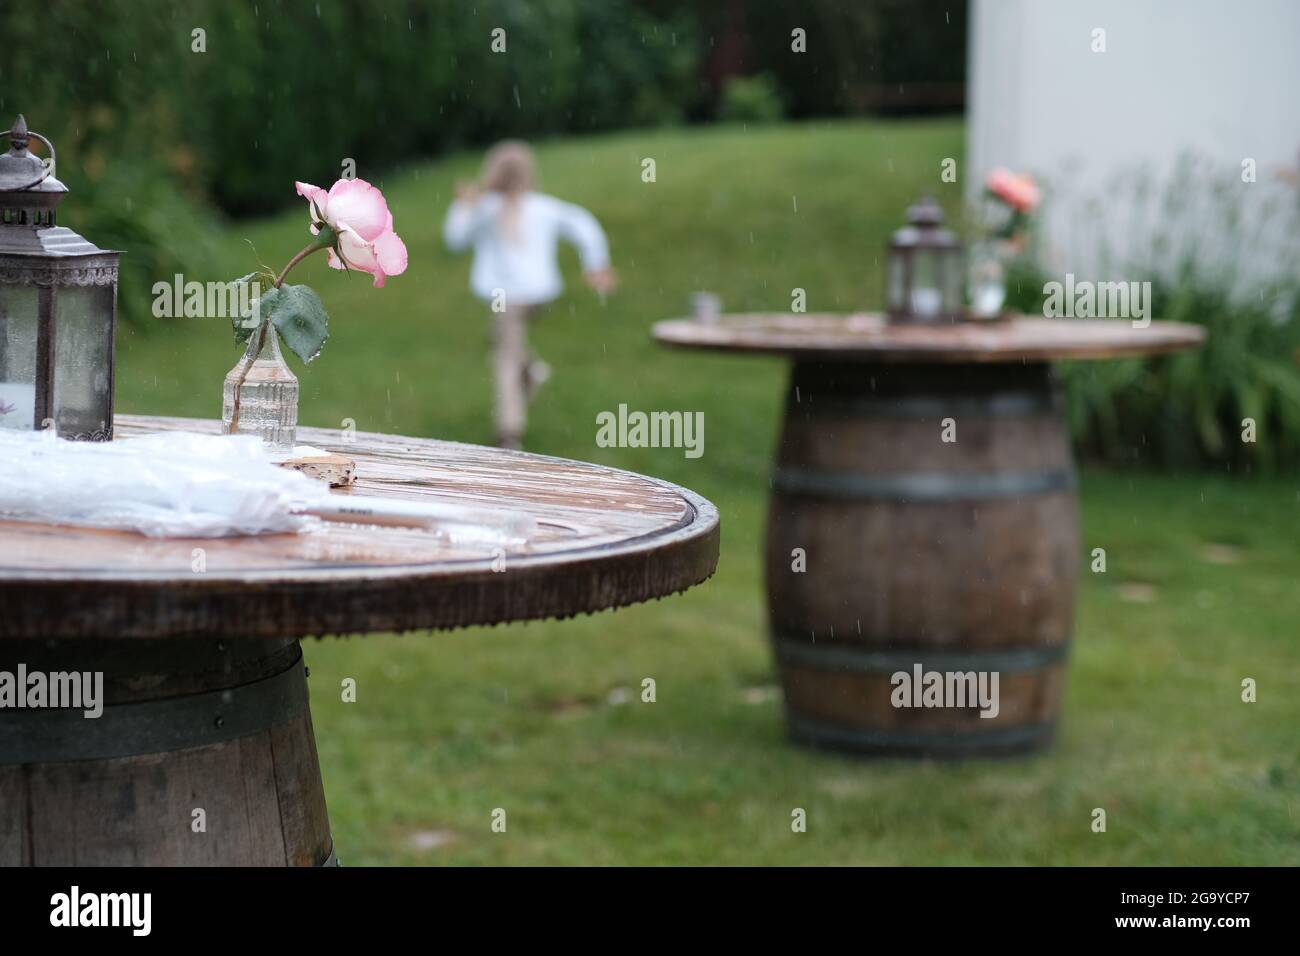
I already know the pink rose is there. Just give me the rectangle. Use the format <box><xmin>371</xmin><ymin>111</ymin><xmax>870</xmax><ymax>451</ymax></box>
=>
<box><xmin>985</xmin><ymin>168</ymin><xmax>1040</xmax><ymax>213</ymax></box>
<box><xmin>294</xmin><ymin>178</ymin><xmax>408</xmax><ymax>288</ymax></box>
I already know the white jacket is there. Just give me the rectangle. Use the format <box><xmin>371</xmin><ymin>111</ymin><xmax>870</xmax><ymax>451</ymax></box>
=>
<box><xmin>443</xmin><ymin>191</ymin><xmax>610</xmax><ymax>306</ymax></box>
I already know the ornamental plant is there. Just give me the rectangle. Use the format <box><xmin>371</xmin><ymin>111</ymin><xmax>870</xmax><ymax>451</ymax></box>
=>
<box><xmin>227</xmin><ymin>177</ymin><xmax>408</xmax><ymax>384</ymax></box>
<box><xmin>983</xmin><ymin>167</ymin><xmax>1041</xmax><ymax>247</ymax></box>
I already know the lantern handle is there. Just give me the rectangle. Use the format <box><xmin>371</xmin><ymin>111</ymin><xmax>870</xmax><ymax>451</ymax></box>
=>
<box><xmin>3</xmin><ymin>120</ymin><xmax>57</xmax><ymax>192</ymax></box>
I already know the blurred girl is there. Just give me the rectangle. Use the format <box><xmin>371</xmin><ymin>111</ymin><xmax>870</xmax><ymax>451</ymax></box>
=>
<box><xmin>444</xmin><ymin>141</ymin><xmax>616</xmax><ymax>449</ymax></box>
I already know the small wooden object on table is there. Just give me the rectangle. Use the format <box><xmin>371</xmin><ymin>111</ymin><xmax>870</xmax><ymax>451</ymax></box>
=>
<box><xmin>278</xmin><ymin>452</ymin><xmax>357</xmax><ymax>486</ymax></box>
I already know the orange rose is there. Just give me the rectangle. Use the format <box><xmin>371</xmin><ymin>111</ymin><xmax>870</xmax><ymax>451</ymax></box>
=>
<box><xmin>985</xmin><ymin>168</ymin><xmax>1040</xmax><ymax>213</ymax></box>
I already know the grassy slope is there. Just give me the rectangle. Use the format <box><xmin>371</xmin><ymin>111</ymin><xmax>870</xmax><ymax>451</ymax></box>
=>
<box><xmin>115</xmin><ymin>120</ymin><xmax>1299</xmax><ymax>865</ymax></box>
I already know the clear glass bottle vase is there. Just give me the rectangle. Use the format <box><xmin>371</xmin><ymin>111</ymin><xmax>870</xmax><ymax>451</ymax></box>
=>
<box><xmin>968</xmin><ymin>238</ymin><xmax>1009</xmax><ymax>320</ymax></box>
<box><xmin>222</xmin><ymin>322</ymin><xmax>298</xmax><ymax>449</ymax></box>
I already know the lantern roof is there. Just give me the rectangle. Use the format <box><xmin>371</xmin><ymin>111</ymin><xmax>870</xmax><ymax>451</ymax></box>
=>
<box><xmin>890</xmin><ymin>195</ymin><xmax>960</xmax><ymax>250</ymax></box>
<box><xmin>0</xmin><ymin>114</ymin><xmax>117</xmax><ymax>261</ymax></box>
<box><xmin>0</xmin><ymin>225</ymin><xmax>111</xmax><ymax>258</ymax></box>
<box><xmin>0</xmin><ymin>115</ymin><xmax>68</xmax><ymax>195</ymax></box>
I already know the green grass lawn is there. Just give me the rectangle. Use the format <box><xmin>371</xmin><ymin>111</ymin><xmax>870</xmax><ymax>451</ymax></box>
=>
<box><xmin>114</xmin><ymin>120</ymin><xmax>1300</xmax><ymax>865</ymax></box>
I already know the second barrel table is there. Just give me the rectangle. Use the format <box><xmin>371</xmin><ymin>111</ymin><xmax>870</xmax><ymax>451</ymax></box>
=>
<box><xmin>654</xmin><ymin>313</ymin><xmax>1204</xmax><ymax>758</ymax></box>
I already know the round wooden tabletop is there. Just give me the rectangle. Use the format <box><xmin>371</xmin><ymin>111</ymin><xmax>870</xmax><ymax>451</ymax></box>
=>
<box><xmin>0</xmin><ymin>416</ymin><xmax>719</xmax><ymax>640</ymax></box>
<box><xmin>653</xmin><ymin>313</ymin><xmax>1206</xmax><ymax>363</ymax></box>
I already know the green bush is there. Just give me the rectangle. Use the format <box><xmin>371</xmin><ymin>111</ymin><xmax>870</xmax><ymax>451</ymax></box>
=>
<box><xmin>1</xmin><ymin>0</ymin><xmax>703</xmax><ymax>217</ymax></box>
<box><xmin>1</xmin><ymin>2</ymin><xmax>963</xmax><ymax>219</ymax></box>
<box><xmin>1058</xmin><ymin>275</ymin><xmax>1300</xmax><ymax>472</ymax></box>
<box><xmin>717</xmin><ymin>74</ymin><xmax>786</xmax><ymax>124</ymax></box>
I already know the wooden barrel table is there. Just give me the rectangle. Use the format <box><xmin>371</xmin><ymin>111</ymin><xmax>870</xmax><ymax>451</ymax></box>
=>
<box><xmin>654</xmin><ymin>314</ymin><xmax>1204</xmax><ymax>758</ymax></box>
<box><xmin>0</xmin><ymin>416</ymin><xmax>719</xmax><ymax>865</ymax></box>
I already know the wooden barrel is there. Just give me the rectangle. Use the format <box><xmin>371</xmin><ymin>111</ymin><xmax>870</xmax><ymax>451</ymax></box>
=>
<box><xmin>765</xmin><ymin>361</ymin><xmax>1078</xmax><ymax>757</ymax></box>
<box><xmin>0</xmin><ymin>637</ymin><xmax>333</xmax><ymax>865</ymax></box>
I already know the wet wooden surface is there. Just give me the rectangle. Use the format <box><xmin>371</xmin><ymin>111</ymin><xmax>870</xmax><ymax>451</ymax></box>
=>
<box><xmin>653</xmin><ymin>313</ymin><xmax>1206</xmax><ymax>362</ymax></box>
<box><xmin>0</xmin><ymin>416</ymin><xmax>719</xmax><ymax>639</ymax></box>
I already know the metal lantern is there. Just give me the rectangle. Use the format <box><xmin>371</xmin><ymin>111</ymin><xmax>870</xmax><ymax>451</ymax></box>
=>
<box><xmin>0</xmin><ymin>115</ymin><xmax>119</xmax><ymax>440</ymax></box>
<box><xmin>886</xmin><ymin>196</ymin><xmax>963</xmax><ymax>324</ymax></box>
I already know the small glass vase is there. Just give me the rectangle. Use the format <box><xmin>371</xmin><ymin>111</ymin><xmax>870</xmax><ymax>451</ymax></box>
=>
<box><xmin>222</xmin><ymin>322</ymin><xmax>298</xmax><ymax>449</ymax></box>
<box><xmin>968</xmin><ymin>239</ymin><xmax>1009</xmax><ymax>320</ymax></box>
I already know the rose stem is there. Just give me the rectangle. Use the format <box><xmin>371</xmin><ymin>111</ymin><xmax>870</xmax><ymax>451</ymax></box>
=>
<box><xmin>273</xmin><ymin>241</ymin><xmax>323</xmax><ymax>290</ymax></box>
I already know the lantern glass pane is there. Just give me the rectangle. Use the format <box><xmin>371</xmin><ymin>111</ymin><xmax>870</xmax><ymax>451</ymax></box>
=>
<box><xmin>887</xmin><ymin>250</ymin><xmax>907</xmax><ymax>311</ymax></box>
<box><xmin>0</xmin><ymin>284</ymin><xmax>39</xmax><ymax>430</ymax></box>
<box><xmin>909</xmin><ymin>248</ymin><xmax>942</xmax><ymax>318</ymax></box>
<box><xmin>52</xmin><ymin>284</ymin><xmax>114</xmax><ymax>438</ymax></box>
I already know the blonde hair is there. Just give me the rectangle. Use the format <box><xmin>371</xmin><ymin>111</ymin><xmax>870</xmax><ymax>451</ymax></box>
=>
<box><xmin>481</xmin><ymin>140</ymin><xmax>535</xmax><ymax>239</ymax></box>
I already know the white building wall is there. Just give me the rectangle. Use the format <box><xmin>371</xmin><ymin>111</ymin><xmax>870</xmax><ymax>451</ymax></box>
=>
<box><xmin>967</xmin><ymin>0</ymin><xmax>1300</xmax><ymax>288</ymax></box>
